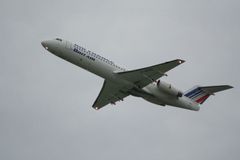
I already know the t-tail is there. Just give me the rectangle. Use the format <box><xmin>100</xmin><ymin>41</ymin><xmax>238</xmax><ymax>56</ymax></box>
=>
<box><xmin>184</xmin><ymin>85</ymin><xmax>233</xmax><ymax>105</ymax></box>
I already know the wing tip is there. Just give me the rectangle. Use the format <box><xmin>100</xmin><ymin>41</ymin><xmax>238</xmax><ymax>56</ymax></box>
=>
<box><xmin>92</xmin><ymin>106</ymin><xmax>100</xmax><ymax>110</ymax></box>
<box><xmin>176</xmin><ymin>59</ymin><xmax>185</xmax><ymax>64</ymax></box>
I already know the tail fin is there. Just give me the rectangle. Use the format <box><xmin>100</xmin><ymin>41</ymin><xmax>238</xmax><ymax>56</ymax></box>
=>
<box><xmin>184</xmin><ymin>85</ymin><xmax>233</xmax><ymax>104</ymax></box>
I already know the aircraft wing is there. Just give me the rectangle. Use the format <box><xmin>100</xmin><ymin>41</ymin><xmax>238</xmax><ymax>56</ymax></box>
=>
<box><xmin>92</xmin><ymin>59</ymin><xmax>184</xmax><ymax>110</ymax></box>
<box><xmin>117</xmin><ymin>59</ymin><xmax>185</xmax><ymax>88</ymax></box>
<box><xmin>92</xmin><ymin>80</ymin><xmax>130</xmax><ymax>110</ymax></box>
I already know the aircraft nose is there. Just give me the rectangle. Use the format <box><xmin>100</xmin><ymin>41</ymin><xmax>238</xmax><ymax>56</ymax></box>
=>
<box><xmin>41</xmin><ymin>41</ymin><xmax>49</xmax><ymax>50</ymax></box>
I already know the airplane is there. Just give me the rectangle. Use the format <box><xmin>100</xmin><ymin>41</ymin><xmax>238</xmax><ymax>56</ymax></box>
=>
<box><xmin>41</xmin><ymin>38</ymin><xmax>233</xmax><ymax>111</ymax></box>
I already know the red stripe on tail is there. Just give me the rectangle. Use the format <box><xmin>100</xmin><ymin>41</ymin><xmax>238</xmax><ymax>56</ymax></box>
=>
<box><xmin>196</xmin><ymin>94</ymin><xmax>210</xmax><ymax>104</ymax></box>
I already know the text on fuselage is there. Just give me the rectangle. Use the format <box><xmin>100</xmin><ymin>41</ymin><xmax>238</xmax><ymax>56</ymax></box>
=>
<box><xmin>73</xmin><ymin>44</ymin><xmax>96</xmax><ymax>61</ymax></box>
<box><xmin>73</xmin><ymin>44</ymin><xmax>115</xmax><ymax>64</ymax></box>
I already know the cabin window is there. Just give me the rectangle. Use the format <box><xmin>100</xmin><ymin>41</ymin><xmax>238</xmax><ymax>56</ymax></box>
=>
<box><xmin>56</xmin><ymin>38</ymin><xmax>62</xmax><ymax>41</ymax></box>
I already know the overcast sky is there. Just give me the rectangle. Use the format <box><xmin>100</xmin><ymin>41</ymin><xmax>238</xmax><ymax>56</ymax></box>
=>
<box><xmin>0</xmin><ymin>0</ymin><xmax>239</xmax><ymax>160</ymax></box>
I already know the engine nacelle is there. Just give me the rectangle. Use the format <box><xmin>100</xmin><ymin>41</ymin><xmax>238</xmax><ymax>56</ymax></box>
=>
<box><xmin>157</xmin><ymin>80</ymin><xmax>183</xmax><ymax>97</ymax></box>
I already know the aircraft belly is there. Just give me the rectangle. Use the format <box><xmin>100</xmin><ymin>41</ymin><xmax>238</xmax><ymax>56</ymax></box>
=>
<box><xmin>142</xmin><ymin>96</ymin><xmax>166</xmax><ymax>106</ymax></box>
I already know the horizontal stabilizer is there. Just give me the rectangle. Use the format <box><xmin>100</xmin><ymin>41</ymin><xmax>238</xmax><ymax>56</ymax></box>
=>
<box><xmin>200</xmin><ymin>85</ymin><xmax>233</xmax><ymax>94</ymax></box>
<box><xmin>184</xmin><ymin>85</ymin><xmax>233</xmax><ymax>105</ymax></box>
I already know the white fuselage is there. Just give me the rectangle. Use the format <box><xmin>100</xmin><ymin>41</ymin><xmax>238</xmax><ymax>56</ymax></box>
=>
<box><xmin>42</xmin><ymin>39</ymin><xmax>199</xmax><ymax>111</ymax></box>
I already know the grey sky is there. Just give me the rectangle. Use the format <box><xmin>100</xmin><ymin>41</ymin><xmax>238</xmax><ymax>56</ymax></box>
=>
<box><xmin>0</xmin><ymin>0</ymin><xmax>239</xmax><ymax>160</ymax></box>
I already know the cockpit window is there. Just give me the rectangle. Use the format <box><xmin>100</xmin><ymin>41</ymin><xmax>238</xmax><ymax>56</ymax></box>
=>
<box><xmin>56</xmin><ymin>38</ymin><xmax>62</xmax><ymax>42</ymax></box>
